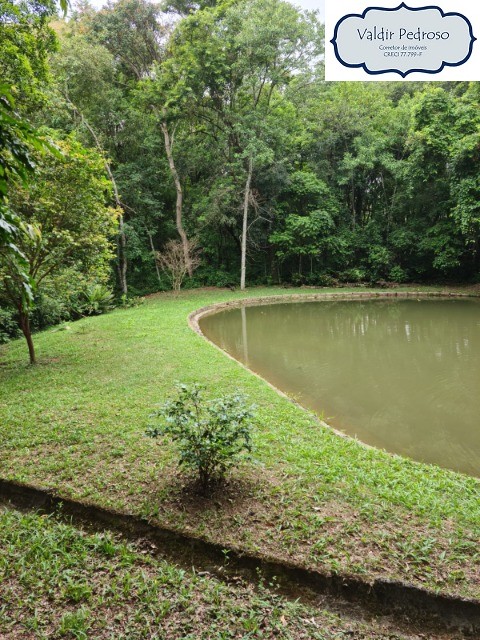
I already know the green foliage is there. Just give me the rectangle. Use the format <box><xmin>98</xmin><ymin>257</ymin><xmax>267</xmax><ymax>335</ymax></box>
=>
<box><xmin>87</xmin><ymin>0</ymin><xmax>165</xmax><ymax>82</ymax></box>
<box><xmin>307</xmin><ymin>272</ymin><xmax>338</xmax><ymax>287</ymax></box>
<box><xmin>0</xmin><ymin>134</ymin><xmax>118</xmax><ymax>361</ymax></box>
<box><xmin>12</xmin><ymin>134</ymin><xmax>117</xmax><ymax>269</ymax></box>
<box><xmin>6</xmin><ymin>0</ymin><xmax>480</xmax><ymax>303</ymax></box>
<box><xmin>338</xmin><ymin>268</ymin><xmax>366</xmax><ymax>284</ymax></box>
<box><xmin>0</xmin><ymin>85</ymin><xmax>58</xmax><ymax>304</ymax></box>
<box><xmin>194</xmin><ymin>266</ymin><xmax>238</xmax><ymax>289</ymax></box>
<box><xmin>118</xmin><ymin>293</ymin><xmax>145</xmax><ymax>309</ymax></box>
<box><xmin>31</xmin><ymin>287</ymin><xmax>70</xmax><ymax>329</ymax></box>
<box><xmin>147</xmin><ymin>383</ymin><xmax>255</xmax><ymax>491</ymax></box>
<box><xmin>58</xmin><ymin>607</ymin><xmax>91</xmax><ymax>638</ymax></box>
<box><xmin>367</xmin><ymin>245</ymin><xmax>393</xmax><ymax>281</ymax></box>
<box><xmin>0</xmin><ymin>0</ymin><xmax>58</xmax><ymax>106</ymax></box>
<box><xmin>0</xmin><ymin>0</ymin><xmax>70</xmax><ymax>307</ymax></box>
<box><xmin>271</xmin><ymin>210</ymin><xmax>336</xmax><ymax>260</ymax></box>
<box><xmin>389</xmin><ymin>265</ymin><xmax>409</xmax><ymax>283</ymax></box>
<box><xmin>0</xmin><ymin>305</ymin><xmax>19</xmax><ymax>343</ymax></box>
<box><xmin>79</xmin><ymin>284</ymin><xmax>115</xmax><ymax>316</ymax></box>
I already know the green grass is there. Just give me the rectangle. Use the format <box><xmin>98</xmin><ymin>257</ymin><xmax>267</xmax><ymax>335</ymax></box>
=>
<box><xmin>0</xmin><ymin>506</ymin><xmax>432</xmax><ymax>639</ymax></box>
<box><xmin>1</xmin><ymin>286</ymin><xmax>479</xmax><ymax>602</ymax></box>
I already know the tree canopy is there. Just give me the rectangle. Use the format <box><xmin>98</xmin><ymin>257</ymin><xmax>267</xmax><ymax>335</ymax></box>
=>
<box><xmin>1</xmin><ymin>0</ymin><xmax>480</xmax><ymax>358</ymax></box>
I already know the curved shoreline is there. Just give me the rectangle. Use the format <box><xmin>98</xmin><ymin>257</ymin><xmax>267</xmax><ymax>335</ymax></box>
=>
<box><xmin>0</xmin><ymin>288</ymin><xmax>479</xmax><ymax>635</ymax></box>
<box><xmin>189</xmin><ymin>290</ymin><xmax>477</xmax><ymax>333</ymax></box>
<box><xmin>188</xmin><ymin>289</ymin><xmax>479</xmax><ymax>457</ymax></box>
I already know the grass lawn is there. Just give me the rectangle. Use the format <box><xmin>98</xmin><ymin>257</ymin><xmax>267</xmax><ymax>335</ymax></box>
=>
<box><xmin>0</xmin><ymin>286</ymin><xmax>479</xmax><ymax>603</ymax></box>
<box><xmin>1</xmin><ymin>505</ymin><xmax>445</xmax><ymax>640</ymax></box>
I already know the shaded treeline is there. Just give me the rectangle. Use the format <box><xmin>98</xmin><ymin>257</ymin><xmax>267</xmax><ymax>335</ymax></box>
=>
<box><xmin>1</xmin><ymin>0</ymin><xmax>480</xmax><ymax>349</ymax></box>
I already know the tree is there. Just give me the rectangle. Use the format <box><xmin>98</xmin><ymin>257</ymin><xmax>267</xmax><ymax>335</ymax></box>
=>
<box><xmin>48</xmin><ymin>3</ymin><xmax>169</xmax><ymax>294</ymax></box>
<box><xmin>0</xmin><ymin>88</ymin><xmax>35</xmax><ymax>255</ymax></box>
<box><xmin>1</xmin><ymin>0</ymin><xmax>61</xmax><ymax>272</ymax></box>
<box><xmin>449</xmin><ymin>83</ymin><xmax>480</xmax><ymax>274</ymax></box>
<box><xmin>49</xmin><ymin>34</ymin><xmax>130</xmax><ymax>294</ymax></box>
<box><xmin>218</xmin><ymin>0</ymin><xmax>323</xmax><ymax>288</ymax></box>
<box><xmin>1</xmin><ymin>0</ymin><xmax>71</xmax><ymax>348</ymax></box>
<box><xmin>0</xmin><ymin>135</ymin><xmax>118</xmax><ymax>363</ymax></box>
<box><xmin>143</xmin><ymin>0</ymin><xmax>323</xmax><ymax>289</ymax></box>
<box><xmin>0</xmin><ymin>86</ymin><xmax>57</xmax><ymax>304</ymax></box>
<box><xmin>402</xmin><ymin>88</ymin><xmax>466</xmax><ymax>276</ymax></box>
<box><xmin>160</xmin><ymin>120</ymin><xmax>193</xmax><ymax>277</ymax></box>
<box><xmin>156</xmin><ymin>238</ymin><xmax>200</xmax><ymax>293</ymax></box>
<box><xmin>0</xmin><ymin>0</ymin><xmax>59</xmax><ymax>108</ymax></box>
<box><xmin>4</xmin><ymin>0</ymin><xmax>477</xmax><ymax>304</ymax></box>
<box><xmin>87</xmin><ymin>0</ymin><xmax>166</xmax><ymax>82</ymax></box>
<box><xmin>270</xmin><ymin>172</ymin><xmax>340</xmax><ymax>278</ymax></box>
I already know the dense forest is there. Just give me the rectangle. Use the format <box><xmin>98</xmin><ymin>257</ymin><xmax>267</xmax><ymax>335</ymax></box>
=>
<box><xmin>1</xmin><ymin>0</ymin><xmax>480</xmax><ymax>350</ymax></box>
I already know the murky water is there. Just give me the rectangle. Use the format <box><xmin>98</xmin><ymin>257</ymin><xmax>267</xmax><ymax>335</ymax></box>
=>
<box><xmin>200</xmin><ymin>298</ymin><xmax>480</xmax><ymax>476</ymax></box>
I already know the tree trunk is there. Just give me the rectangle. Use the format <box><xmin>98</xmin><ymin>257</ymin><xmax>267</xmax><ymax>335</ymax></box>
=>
<box><xmin>103</xmin><ymin>160</ymin><xmax>127</xmax><ymax>296</ymax></box>
<box><xmin>18</xmin><ymin>308</ymin><xmax>35</xmax><ymax>365</ymax></box>
<box><xmin>351</xmin><ymin>178</ymin><xmax>356</xmax><ymax>229</ymax></box>
<box><xmin>117</xmin><ymin>214</ymin><xmax>128</xmax><ymax>296</ymax></box>
<box><xmin>161</xmin><ymin>121</ymin><xmax>192</xmax><ymax>277</ymax></box>
<box><xmin>240</xmin><ymin>158</ymin><xmax>253</xmax><ymax>291</ymax></box>
<box><xmin>147</xmin><ymin>231</ymin><xmax>162</xmax><ymax>285</ymax></box>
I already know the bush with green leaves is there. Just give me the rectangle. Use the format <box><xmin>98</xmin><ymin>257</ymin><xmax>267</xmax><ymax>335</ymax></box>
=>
<box><xmin>389</xmin><ymin>265</ymin><xmax>409</xmax><ymax>283</ymax></box>
<box><xmin>79</xmin><ymin>284</ymin><xmax>115</xmax><ymax>316</ymax></box>
<box><xmin>118</xmin><ymin>294</ymin><xmax>145</xmax><ymax>309</ymax></box>
<box><xmin>0</xmin><ymin>306</ymin><xmax>20</xmax><ymax>343</ymax></box>
<box><xmin>338</xmin><ymin>268</ymin><xmax>367</xmax><ymax>284</ymax></box>
<box><xmin>147</xmin><ymin>384</ymin><xmax>255</xmax><ymax>491</ymax></box>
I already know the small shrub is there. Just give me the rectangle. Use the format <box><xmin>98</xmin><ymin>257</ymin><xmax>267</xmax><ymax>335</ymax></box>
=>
<box><xmin>212</xmin><ymin>270</ymin><xmax>238</xmax><ymax>288</ymax></box>
<box><xmin>368</xmin><ymin>245</ymin><xmax>393</xmax><ymax>280</ymax></box>
<box><xmin>80</xmin><ymin>284</ymin><xmax>115</xmax><ymax>316</ymax></box>
<box><xmin>0</xmin><ymin>306</ymin><xmax>20</xmax><ymax>343</ymax></box>
<box><xmin>291</xmin><ymin>272</ymin><xmax>304</xmax><ymax>287</ymax></box>
<box><xmin>305</xmin><ymin>272</ymin><xmax>338</xmax><ymax>287</ymax></box>
<box><xmin>147</xmin><ymin>383</ymin><xmax>255</xmax><ymax>492</ymax></box>
<box><xmin>389</xmin><ymin>265</ymin><xmax>408</xmax><ymax>283</ymax></box>
<box><xmin>30</xmin><ymin>290</ymin><xmax>71</xmax><ymax>330</ymax></box>
<box><xmin>119</xmin><ymin>294</ymin><xmax>145</xmax><ymax>309</ymax></box>
<box><xmin>188</xmin><ymin>264</ymin><xmax>237</xmax><ymax>288</ymax></box>
<box><xmin>338</xmin><ymin>268</ymin><xmax>366</xmax><ymax>284</ymax></box>
<box><xmin>156</xmin><ymin>239</ymin><xmax>201</xmax><ymax>293</ymax></box>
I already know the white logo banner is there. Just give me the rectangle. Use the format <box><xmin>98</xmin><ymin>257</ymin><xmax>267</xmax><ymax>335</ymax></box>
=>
<box><xmin>326</xmin><ymin>1</ymin><xmax>480</xmax><ymax>80</ymax></box>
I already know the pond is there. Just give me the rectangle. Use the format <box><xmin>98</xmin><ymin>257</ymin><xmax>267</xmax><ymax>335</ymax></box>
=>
<box><xmin>199</xmin><ymin>297</ymin><xmax>480</xmax><ymax>477</ymax></box>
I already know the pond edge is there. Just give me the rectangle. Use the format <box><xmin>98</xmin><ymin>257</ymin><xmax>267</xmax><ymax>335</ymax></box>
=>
<box><xmin>188</xmin><ymin>289</ymin><xmax>480</xmax><ymax>453</ymax></box>
<box><xmin>1</xmin><ymin>290</ymin><xmax>479</xmax><ymax>635</ymax></box>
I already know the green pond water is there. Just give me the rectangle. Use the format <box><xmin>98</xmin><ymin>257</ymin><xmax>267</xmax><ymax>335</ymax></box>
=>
<box><xmin>199</xmin><ymin>298</ymin><xmax>480</xmax><ymax>477</ymax></box>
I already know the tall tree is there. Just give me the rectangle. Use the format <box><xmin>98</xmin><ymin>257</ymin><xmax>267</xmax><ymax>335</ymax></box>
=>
<box><xmin>87</xmin><ymin>0</ymin><xmax>166</xmax><ymax>82</ymax></box>
<box><xmin>143</xmin><ymin>0</ymin><xmax>323</xmax><ymax>288</ymax></box>
<box><xmin>49</xmin><ymin>1</ymin><xmax>168</xmax><ymax>293</ymax></box>
<box><xmin>1</xmin><ymin>135</ymin><xmax>118</xmax><ymax>363</ymax></box>
<box><xmin>1</xmin><ymin>0</ymin><xmax>63</xmax><ymax>305</ymax></box>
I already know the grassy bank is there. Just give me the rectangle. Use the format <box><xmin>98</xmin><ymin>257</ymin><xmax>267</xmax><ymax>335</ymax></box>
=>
<box><xmin>3</xmin><ymin>506</ymin><xmax>432</xmax><ymax>640</ymax></box>
<box><xmin>0</xmin><ymin>287</ymin><xmax>479</xmax><ymax>602</ymax></box>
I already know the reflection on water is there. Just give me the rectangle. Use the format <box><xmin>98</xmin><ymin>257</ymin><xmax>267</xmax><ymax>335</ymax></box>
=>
<box><xmin>200</xmin><ymin>299</ymin><xmax>480</xmax><ymax>476</ymax></box>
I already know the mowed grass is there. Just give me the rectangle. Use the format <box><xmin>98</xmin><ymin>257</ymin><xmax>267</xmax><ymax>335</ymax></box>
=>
<box><xmin>0</xmin><ymin>287</ymin><xmax>479</xmax><ymax>601</ymax></box>
<box><xmin>0</xmin><ymin>506</ymin><xmax>439</xmax><ymax>640</ymax></box>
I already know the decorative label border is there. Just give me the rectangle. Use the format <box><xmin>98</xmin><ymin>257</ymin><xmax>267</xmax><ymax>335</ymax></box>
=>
<box><xmin>330</xmin><ymin>2</ymin><xmax>476</xmax><ymax>77</ymax></box>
